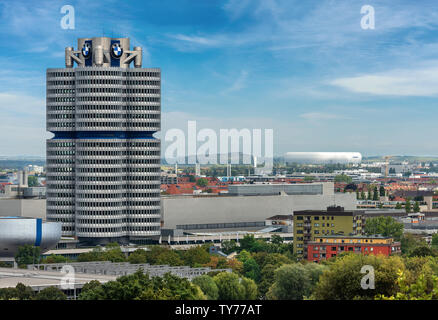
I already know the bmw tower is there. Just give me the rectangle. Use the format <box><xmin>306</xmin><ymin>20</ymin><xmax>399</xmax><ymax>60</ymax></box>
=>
<box><xmin>46</xmin><ymin>37</ymin><xmax>161</xmax><ymax>245</ymax></box>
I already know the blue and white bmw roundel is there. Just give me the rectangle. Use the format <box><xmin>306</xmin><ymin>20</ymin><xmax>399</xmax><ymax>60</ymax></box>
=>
<box><xmin>111</xmin><ymin>43</ymin><xmax>123</xmax><ymax>58</ymax></box>
<box><xmin>82</xmin><ymin>43</ymin><xmax>91</xmax><ymax>57</ymax></box>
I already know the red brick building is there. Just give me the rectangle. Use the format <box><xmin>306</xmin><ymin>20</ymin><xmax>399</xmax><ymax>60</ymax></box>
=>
<box><xmin>307</xmin><ymin>235</ymin><xmax>401</xmax><ymax>263</ymax></box>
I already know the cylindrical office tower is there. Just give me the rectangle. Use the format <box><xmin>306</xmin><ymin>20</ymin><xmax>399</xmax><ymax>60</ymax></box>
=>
<box><xmin>46</xmin><ymin>37</ymin><xmax>161</xmax><ymax>245</ymax></box>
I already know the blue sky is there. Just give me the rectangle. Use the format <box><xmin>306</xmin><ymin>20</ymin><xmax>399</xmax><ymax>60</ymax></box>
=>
<box><xmin>0</xmin><ymin>0</ymin><xmax>438</xmax><ymax>157</ymax></box>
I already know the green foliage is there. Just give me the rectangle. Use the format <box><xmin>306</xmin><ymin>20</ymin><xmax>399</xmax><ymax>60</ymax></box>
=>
<box><xmin>15</xmin><ymin>245</ymin><xmax>41</xmax><ymax>267</ymax></box>
<box><xmin>364</xmin><ymin>216</ymin><xmax>404</xmax><ymax>240</ymax></box>
<box><xmin>432</xmin><ymin>233</ymin><xmax>438</xmax><ymax>250</ymax></box>
<box><xmin>413</xmin><ymin>201</ymin><xmax>421</xmax><ymax>213</ymax></box>
<box><xmin>35</xmin><ymin>287</ymin><xmax>67</xmax><ymax>300</ymax></box>
<box><xmin>243</xmin><ymin>258</ymin><xmax>261</xmax><ymax>282</ymax></box>
<box><xmin>27</xmin><ymin>176</ymin><xmax>39</xmax><ymax>187</ymax></box>
<box><xmin>192</xmin><ymin>275</ymin><xmax>219</xmax><ymax>300</ymax></box>
<box><xmin>40</xmin><ymin>254</ymin><xmax>70</xmax><ymax>264</ymax></box>
<box><xmin>79</xmin><ymin>270</ymin><xmax>205</xmax><ymax>300</ymax></box>
<box><xmin>408</xmin><ymin>246</ymin><xmax>438</xmax><ymax>258</ymax></box>
<box><xmin>267</xmin><ymin>263</ymin><xmax>325</xmax><ymax>300</ymax></box>
<box><xmin>379</xmin><ymin>186</ymin><xmax>386</xmax><ymax>197</ymax></box>
<box><xmin>196</xmin><ymin>178</ymin><xmax>209</xmax><ymax>187</ymax></box>
<box><xmin>212</xmin><ymin>272</ymin><xmax>257</xmax><ymax>300</ymax></box>
<box><xmin>221</xmin><ymin>240</ymin><xmax>238</xmax><ymax>254</ymax></box>
<box><xmin>334</xmin><ymin>174</ymin><xmax>352</xmax><ymax>184</ymax></box>
<box><xmin>405</xmin><ymin>198</ymin><xmax>412</xmax><ymax>213</ymax></box>
<box><xmin>373</xmin><ymin>186</ymin><xmax>379</xmax><ymax>201</ymax></box>
<box><xmin>127</xmin><ymin>249</ymin><xmax>148</xmax><ymax>264</ymax></box>
<box><xmin>240</xmin><ymin>277</ymin><xmax>258</xmax><ymax>300</ymax></box>
<box><xmin>400</xmin><ymin>234</ymin><xmax>428</xmax><ymax>255</ymax></box>
<box><xmin>15</xmin><ymin>283</ymin><xmax>35</xmax><ymax>300</ymax></box>
<box><xmin>311</xmin><ymin>254</ymin><xmax>404</xmax><ymax>300</ymax></box>
<box><xmin>0</xmin><ymin>283</ymin><xmax>65</xmax><ymax>300</ymax></box>
<box><xmin>270</xmin><ymin>235</ymin><xmax>283</xmax><ymax>245</ymax></box>
<box><xmin>182</xmin><ymin>246</ymin><xmax>211</xmax><ymax>267</ymax></box>
<box><xmin>377</xmin><ymin>269</ymin><xmax>438</xmax><ymax>300</ymax></box>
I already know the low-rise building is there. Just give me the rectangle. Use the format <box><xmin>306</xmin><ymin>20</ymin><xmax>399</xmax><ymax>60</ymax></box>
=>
<box><xmin>307</xmin><ymin>235</ymin><xmax>401</xmax><ymax>263</ymax></box>
<box><xmin>293</xmin><ymin>206</ymin><xmax>365</xmax><ymax>260</ymax></box>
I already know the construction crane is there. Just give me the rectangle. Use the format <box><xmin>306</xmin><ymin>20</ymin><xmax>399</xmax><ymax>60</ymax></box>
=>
<box><xmin>384</xmin><ymin>156</ymin><xmax>393</xmax><ymax>178</ymax></box>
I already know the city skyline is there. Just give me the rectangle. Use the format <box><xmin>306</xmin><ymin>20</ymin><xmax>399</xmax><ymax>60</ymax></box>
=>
<box><xmin>1</xmin><ymin>0</ymin><xmax>438</xmax><ymax>157</ymax></box>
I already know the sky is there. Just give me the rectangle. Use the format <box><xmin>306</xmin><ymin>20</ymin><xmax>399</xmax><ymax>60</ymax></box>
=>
<box><xmin>0</xmin><ymin>0</ymin><xmax>437</xmax><ymax>157</ymax></box>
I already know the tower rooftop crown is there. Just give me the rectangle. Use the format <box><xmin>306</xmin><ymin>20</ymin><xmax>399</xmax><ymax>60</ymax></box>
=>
<box><xmin>65</xmin><ymin>37</ymin><xmax>142</xmax><ymax>68</ymax></box>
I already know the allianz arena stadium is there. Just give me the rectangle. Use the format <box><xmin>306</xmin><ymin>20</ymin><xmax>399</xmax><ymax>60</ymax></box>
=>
<box><xmin>0</xmin><ymin>217</ymin><xmax>62</xmax><ymax>257</ymax></box>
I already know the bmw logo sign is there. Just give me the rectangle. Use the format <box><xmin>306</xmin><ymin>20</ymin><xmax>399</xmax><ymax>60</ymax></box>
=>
<box><xmin>111</xmin><ymin>43</ymin><xmax>123</xmax><ymax>58</ymax></box>
<box><xmin>82</xmin><ymin>43</ymin><xmax>91</xmax><ymax>58</ymax></box>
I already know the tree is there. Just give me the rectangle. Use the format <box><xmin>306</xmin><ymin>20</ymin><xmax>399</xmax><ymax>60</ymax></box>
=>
<box><xmin>431</xmin><ymin>233</ymin><xmax>438</xmax><ymax>250</ymax></box>
<box><xmin>379</xmin><ymin>186</ymin><xmax>386</xmax><ymax>197</ymax></box>
<box><xmin>395</xmin><ymin>203</ymin><xmax>402</xmax><ymax>209</ymax></box>
<box><xmin>27</xmin><ymin>176</ymin><xmax>39</xmax><ymax>187</ymax></box>
<box><xmin>35</xmin><ymin>287</ymin><xmax>67</xmax><ymax>300</ymax></box>
<box><xmin>182</xmin><ymin>246</ymin><xmax>210</xmax><ymax>267</ymax></box>
<box><xmin>225</xmin><ymin>258</ymin><xmax>243</xmax><ymax>274</ymax></box>
<box><xmin>400</xmin><ymin>234</ymin><xmax>427</xmax><ymax>255</ymax></box>
<box><xmin>267</xmin><ymin>264</ymin><xmax>312</xmax><ymax>300</ymax></box>
<box><xmin>377</xmin><ymin>270</ymin><xmax>438</xmax><ymax>300</ymax></box>
<box><xmin>102</xmin><ymin>244</ymin><xmax>126</xmax><ymax>262</ymax></box>
<box><xmin>405</xmin><ymin>198</ymin><xmax>412</xmax><ymax>213</ymax></box>
<box><xmin>270</xmin><ymin>235</ymin><xmax>283</xmax><ymax>245</ymax></box>
<box><xmin>334</xmin><ymin>174</ymin><xmax>352</xmax><ymax>184</ymax></box>
<box><xmin>367</xmin><ymin>186</ymin><xmax>373</xmax><ymax>200</ymax></box>
<box><xmin>196</xmin><ymin>178</ymin><xmax>208</xmax><ymax>188</ymax></box>
<box><xmin>128</xmin><ymin>249</ymin><xmax>148</xmax><ymax>264</ymax></box>
<box><xmin>15</xmin><ymin>283</ymin><xmax>35</xmax><ymax>300</ymax></box>
<box><xmin>243</xmin><ymin>258</ymin><xmax>261</xmax><ymax>282</ymax></box>
<box><xmin>221</xmin><ymin>240</ymin><xmax>238</xmax><ymax>255</ymax></box>
<box><xmin>311</xmin><ymin>254</ymin><xmax>405</xmax><ymax>300</ymax></box>
<box><xmin>240</xmin><ymin>277</ymin><xmax>258</xmax><ymax>300</ymax></box>
<box><xmin>192</xmin><ymin>275</ymin><xmax>219</xmax><ymax>300</ymax></box>
<box><xmin>373</xmin><ymin>186</ymin><xmax>379</xmax><ymax>201</ymax></box>
<box><xmin>79</xmin><ymin>270</ymin><xmax>205</xmax><ymax>300</ymax></box>
<box><xmin>240</xmin><ymin>235</ymin><xmax>258</xmax><ymax>252</ymax></box>
<box><xmin>409</xmin><ymin>246</ymin><xmax>437</xmax><ymax>258</ymax></box>
<box><xmin>15</xmin><ymin>245</ymin><xmax>41</xmax><ymax>267</ymax></box>
<box><xmin>413</xmin><ymin>201</ymin><xmax>421</xmax><ymax>213</ymax></box>
<box><xmin>40</xmin><ymin>254</ymin><xmax>70</xmax><ymax>264</ymax></box>
<box><xmin>360</xmin><ymin>190</ymin><xmax>366</xmax><ymax>200</ymax></box>
<box><xmin>364</xmin><ymin>216</ymin><xmax>404</xmax><ymax>240</ymax></box>
<box><xmin>303</xmin><ymin>176</ymin><xmax>314</xmax><ymax>182</ymax></box>
<box><xmin>213</xmin><ymin>272</ymin><xmax>256</xmax><ymax>300</ymax></box>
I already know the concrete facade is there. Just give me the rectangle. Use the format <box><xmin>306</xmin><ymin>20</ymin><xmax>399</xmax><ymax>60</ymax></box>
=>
<box><xmin>161</xmin><ymin>192</ymin><xmax>357</xmax><ymax>230</ymax></box>
<box><xmin>46</xmin><ymin>37</ymin><xmax>161</xmax><ymax>244</ymax></box>
<box><xmin>0</xmin><ymin>199</ymin><xmax>46</xmax><ymax>219</ymax></box>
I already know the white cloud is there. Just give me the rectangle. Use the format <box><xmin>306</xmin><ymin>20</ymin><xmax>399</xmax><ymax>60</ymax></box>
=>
<box><xmin>222</xmin><ymin>70</ymin><xmax>248</xmax><ymax>93</ymax></box>
<box><xmin>0</xmin><ymin>92</ymin><xmax>45</xmax><ymax>116</ymax></box>
<box><xmin>331</xmin><ymin>66</ymin><xmax>438</xmax><ymax>96</ymax></box>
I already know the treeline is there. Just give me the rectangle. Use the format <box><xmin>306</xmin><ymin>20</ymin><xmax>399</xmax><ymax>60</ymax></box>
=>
<box><xmin>0</xmin><ymin>284</ymin><xmax>66</xmax><ymax>300</ymax></box>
